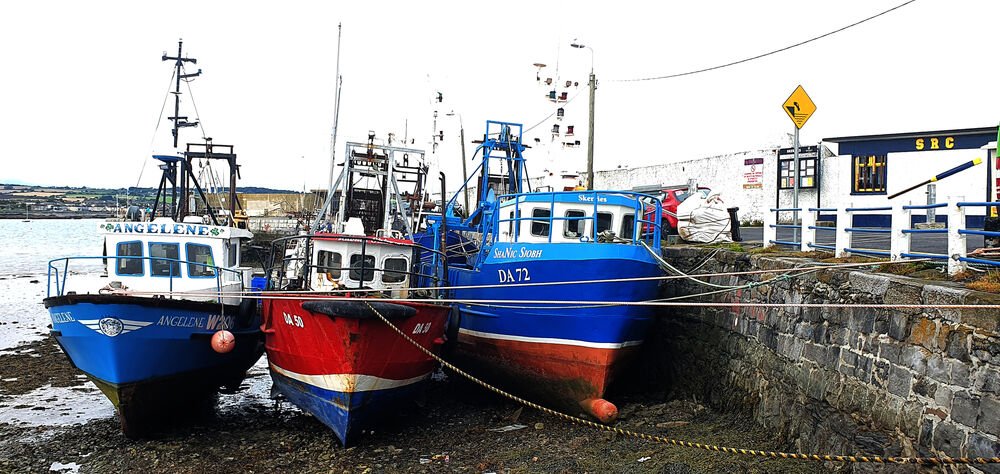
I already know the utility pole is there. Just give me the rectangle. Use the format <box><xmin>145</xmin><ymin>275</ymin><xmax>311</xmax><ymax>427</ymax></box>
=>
<box><xmin>586</xmin><ymin>69</ymin><xmax>596</xmax><ymax>190</ymax></box>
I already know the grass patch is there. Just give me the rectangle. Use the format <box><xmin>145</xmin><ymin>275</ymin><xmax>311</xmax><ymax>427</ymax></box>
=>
<box><xmin>877</xmin><ymin>261</ymin><xmax>936</xmax><ymax>276</ymax></box>
<box><xmin>968</xmin><ymin>271</ymin><xmax>1000</xmax><ymax>293</ymax></box>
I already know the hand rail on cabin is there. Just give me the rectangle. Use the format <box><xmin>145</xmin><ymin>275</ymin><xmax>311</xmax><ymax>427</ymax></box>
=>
<box><xmin>47</xmin><ymin>255</ymin><xmax>247</xmax><ymax>299</ymax></box>
<box><xmin>493</xmin><ymin>190</ymin><xmax>662</xmax><ymax>247</ymax></box>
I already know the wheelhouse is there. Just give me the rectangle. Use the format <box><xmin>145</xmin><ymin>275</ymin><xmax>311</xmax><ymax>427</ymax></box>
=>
<box><xmin>495</xmin><ymin>191</ymin><xmax>660</xmax><ymax>245</ymax></box>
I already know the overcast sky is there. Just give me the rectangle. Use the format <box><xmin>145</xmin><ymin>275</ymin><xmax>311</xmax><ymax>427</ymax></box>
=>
<box><xmin>2</xmin><ymin>0</ymin><xmax>998</xmax><ymax>191</ymax></box>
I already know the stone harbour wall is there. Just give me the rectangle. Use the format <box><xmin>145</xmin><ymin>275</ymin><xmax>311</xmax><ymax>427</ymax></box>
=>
<box><xmin>638</xmin><ymin>248</ymin><xmax>1000</xmax><ymax>471</ymax></box>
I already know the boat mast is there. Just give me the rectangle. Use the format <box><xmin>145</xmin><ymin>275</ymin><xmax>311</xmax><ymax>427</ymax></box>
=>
<box><xmin>162</xmin><ymin>40</ymin><xmax>201</xmax><ymax>219</ymax></box>
<box><xmin>320</xmin><ymin>23</ymin><xmax>344</xmax><ymax>226</ymax></box>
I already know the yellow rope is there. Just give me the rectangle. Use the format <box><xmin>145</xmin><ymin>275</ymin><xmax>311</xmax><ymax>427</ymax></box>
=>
<box><xmin>364</xmin><ymin>301</ymin><xmax>1000</xmax><ymax>465</ymax></box>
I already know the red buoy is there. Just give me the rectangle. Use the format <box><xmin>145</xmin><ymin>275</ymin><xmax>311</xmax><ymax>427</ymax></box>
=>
<box><xmin>580</xmin><ymin>398</ymin><xmax>618</xmax><ymax>423</ymax></box>
<box><xmin>211</xmin><ymin>330</ymin><xmax>236</xmax><ymax>353</ymax></box>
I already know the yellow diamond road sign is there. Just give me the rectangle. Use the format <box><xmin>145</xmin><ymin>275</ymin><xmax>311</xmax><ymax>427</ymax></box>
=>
<box><xmin>782</xmin><ymin>85</ymin><xmax>816</xmax><ymax>129</ymax></box>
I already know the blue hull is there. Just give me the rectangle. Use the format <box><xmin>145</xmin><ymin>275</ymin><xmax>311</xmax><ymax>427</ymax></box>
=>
<box><xmin>452</xmin><ymin>242</ymin><xmax>662</xmax><ymax>343</ymax></box>
<box><xmin>44</xmin><ymin>294</ymin><xmax>263</xmax><ymax>436</ymax></box>
<box><xmin>269</xmin><ymin>368</ymin><xmax>428</xmax><ymax>446</ymax></box>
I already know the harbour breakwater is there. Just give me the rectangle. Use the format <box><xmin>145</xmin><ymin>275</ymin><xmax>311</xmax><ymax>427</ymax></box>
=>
<box><xmin>637</xmin><ymin>247</ymin><xmax>1000</xmax><ymax>468</ymax></box>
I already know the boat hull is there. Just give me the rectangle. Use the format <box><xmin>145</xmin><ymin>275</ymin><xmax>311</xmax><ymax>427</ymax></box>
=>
<box><xmin>450</xmin><ymin>243</ymin><xmax>662</xmax><ymax>418</ymax></box>
<box><xmin>43</xmin><ymin>294</ymin><xmax>264</xmax><ymax>437</ymax></box>
<box><xmin>263</xmin><ymin>296</ymin><xmax>450</xmax><ymax>445</ymax></box>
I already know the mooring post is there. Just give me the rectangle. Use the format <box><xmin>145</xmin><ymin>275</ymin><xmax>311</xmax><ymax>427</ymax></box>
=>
<box><xmin>800</xmin><ymin>207</ymin><xmax>815</xmax><ymax>252</ymax></box>
<box><xmin>835</xmin><ymin>205</ymin><xmax>850</xmax><ymax>258</ymax></box>
<box><xmin>947</xmin><ymin>196</ymin><xmax>967</xmax><ymax>275</ymax></box>
<box><xmin>890</xmin><ymin>201</ymin><xmax>909</xmax><ymax>260</ymax></box>
<box><xmin>763</xmin><ymin>208</ymin><xmax>776</xmax><ymax>248</ymax></box>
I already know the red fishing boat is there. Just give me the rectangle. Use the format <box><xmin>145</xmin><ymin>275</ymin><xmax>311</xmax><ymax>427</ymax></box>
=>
<box><xmin>262</xmin><ymin>136</ymin><xmax>450</xmax><ymax>445</ymax></box>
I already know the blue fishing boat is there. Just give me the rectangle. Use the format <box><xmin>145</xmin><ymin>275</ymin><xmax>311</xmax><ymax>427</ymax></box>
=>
<box><xmin>42</xmin><ymin>41</ymin><xmax>263</xmax><ymax>437</ymax></box>
<box><xmin>425</xmin><ymin>120</ymin><xmax>664</xmax><ymax>423</ymax></box>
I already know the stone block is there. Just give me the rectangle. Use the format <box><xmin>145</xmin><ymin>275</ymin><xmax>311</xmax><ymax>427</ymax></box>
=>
<box><xmin>873</xmin><ymin>360</ymin><xmax>890</xmax><ymax>389</ymax></box>
<box><xmin>884</xmin><ymin>279</ymin><xmax>924</xmax><ymax>315</ymax></box>
<box><xmin>873</xmin><ymin>311</ymin><xmax>890</xmax><ymax>335</ymax></box>
<box><xmin>849</xmin><ymin>271</ymin><xmax>891</xmax><ymax>297</ymax></box>
<box><xmin>899</xmin><ymin>345</ymin><xmax>928</xmax><ymax>376</ymax></box>
<box><xmin>888</xmin><ymin>312</ymin><xmax>910</xmax><ymax>341</ymax></box>
<box><xmin>908</xmin><ymin>317</ymin><xmax>938</xmax><ymax>351</ymax></box>
<box><xmin>966</xmin><ymin>432</ymin><xmax>1000</xmax><ymax>474</ymax></box>
<box><xmin>975</xmin><ymin>367</ymin><xmax>1000</xmax><ymax>395</ymax></box>
<box><xmin>948</xmin><ymin>360</ymin><xmax>970</xmax><ymax>388</ymax></box>
<box><xmin>931</xmin><ymin>421</ymin><xmax>966</xmax><ymax>457</ymax></box>
<box><xmin>830</xmin><ymin>326</ymin><xmax>850</xmax><ymax>346</ymax></box>
<box><xmin>855</xmin><ymin>356</ymin><xmax>874</xmax><ymax>384</ymax></box>
<box><xmin>918</xmin><ymin>417</ymin><xmax>934</xmax><ymax>449</ymax></box>
<box><xmin>979</xmin><ymin>395</ymin><xmax>1000</xmax><ymax>437</ymax></box>
<box><xmin>926</xmin><ymin>354</ymin><xmax>950</xmax><ymax>384</ymax></box>
<box><xmin>878</xmin><ymin>339</ymin><xmax>902</xmax><ymax>365</ymax></box>
<box><xmin>959</xmin><ymin>291</ymin><xmax>1000</xmax><ymax>332</ymax></box>
<box><xmin>888</xmin><ymin>365</ymin><xmax>913</xmax><ymax>398</ymax></box>
<box><xmin>922</xmin><ymin>285</ymin><xmax>968</xmax><ymax>324</ymax></box>
<box><xmin>803</xmin><ymin>342</ymin><xmax>836</xmax><ymax>370</ymax></box>
<box><xmin>811</xmin><ymin>323</ymin><xmax>829</xmax><ymax>344</ymax></box>
<box><xmin>793</xmin><ymin>321</ymin><xmax>815</xmax><ymax>340</ymax></box>
<box><xmin>945</xmin><ymin>328</ymin><xmax>971</xmax><ymax>363</ymax></box>
<box><xmin>934</xmin><ymin>385</ymin><xmax>955</xmax><ymax>409</ymax></box>
<box><xmin>900</xmin><ymin>400</ymin><xmax>924</xmax><ymax>439</ymax></box>
<box><xmin>951</xmin><ymin>391</ymin><xmax>979</xmax><ymax>428</ymax></box>
<box><xmin>912</xmin><ymin>375</ymin><xmax>937</xmax><ymax>398</ymax></box>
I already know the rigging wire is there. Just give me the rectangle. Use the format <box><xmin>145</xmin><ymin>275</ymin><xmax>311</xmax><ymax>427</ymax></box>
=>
<box><xmin>610</xmin><ymin>0</ymin><xmax>917</xmax><ymax>83</ymax></box>
<box><xmin>134</xmin><ymin>67</ymin><xmax>179</xmax><ymax>195</ymax></box>
<box><xmin>181</xmin><ymin>64</ymin><xmax>209</xmax><ymax>141</ymax></box>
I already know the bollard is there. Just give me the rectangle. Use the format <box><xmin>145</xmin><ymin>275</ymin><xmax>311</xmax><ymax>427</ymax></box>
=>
<box><xmin>727</xmin><ymin>207</ymin><xmax>742</xmax><ymax>242</ymax></box>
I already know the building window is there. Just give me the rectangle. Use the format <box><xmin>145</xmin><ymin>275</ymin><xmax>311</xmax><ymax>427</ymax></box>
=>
<box><xmin>778</xmin><ymin>157</ymin><xmax>817</xmax><ymax>189</ymax></box>
<box><xmin>853</xmin><ymin>154</ymin><xmax>887</xmax><ymax>194</ymax></box>
<box><xmin>566</xmin><ymin>125</ymin><xmax>575</xmax><ymax>136</ymax></box>
<box><xmin>116</xmin><ymin>241</ymin><xmax>143</xmax><ymax>276</ymax></box>
<box><xmin>317</xmin><ymin>250</ymin><xmax>342</xmax><ymax>278</ymax></box>
<box><xmin>186</xmin><ymin>243</ymin><xmax>215</xmax><ymax>277</ymax></box>
<box><xmin>149</xmin><ymin>242</ymin><xmax>181</xmax><ymax>277</ymax></box>
<box><xmin>531</xmin><ymin>208</ymin><xmax>551</xmax><ymax>237</ymax></box>
<box><xmin>556</xmin><ymin>108</ymin><xmax>565</xmax><ymax>119</ymax></box>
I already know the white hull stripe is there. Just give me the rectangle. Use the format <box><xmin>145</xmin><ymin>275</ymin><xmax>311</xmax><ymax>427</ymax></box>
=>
<box><xmin>458</xmin><ymin>328</ymin><xmax>643</xmax><ymax>350</ymax></box>
<box><xmin>268</xmin><ymin>363</ymin><xmax>429</xmax><ymax>393</ymax></box>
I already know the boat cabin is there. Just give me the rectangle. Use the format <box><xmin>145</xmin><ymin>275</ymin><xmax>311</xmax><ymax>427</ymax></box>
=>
<box><xmin>496</xmin><ymin>192</ymin><xmax>650</xmax><ymax>244</ymax></box>
<box><xmin>306</xmin><ymin>232</ymin><xmax>414</xmax><ymax>292</ymax></box>
<box><xmin>99</xmin><ymin>217</ymin><xmax>253</xmax><ymax>299</ymax></box>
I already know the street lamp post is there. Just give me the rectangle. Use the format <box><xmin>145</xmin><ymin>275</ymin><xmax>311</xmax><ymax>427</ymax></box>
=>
<box><xmin>571</xmin><ymin>41</ymin><xmax>596</xmax><ymax>190</ymax></box>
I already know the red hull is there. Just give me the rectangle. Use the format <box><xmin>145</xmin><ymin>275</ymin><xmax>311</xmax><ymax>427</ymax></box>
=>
<box><xmin>455</xmin><ymin>331</ymin><xmax>640</xmax><ymax>419</ymax></box>
<box><xmin>262</xmin><ymin>296</ymin><xmax>449</xmax><ymax>386</ymax></box>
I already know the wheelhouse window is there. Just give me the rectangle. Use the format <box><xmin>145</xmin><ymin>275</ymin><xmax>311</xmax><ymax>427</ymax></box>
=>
<box><xmin>853</xmin><ymin>154</ymin><xmax>887</xmax><ymax>194</ymax></box>
<box><xmin>383</xmin><ymin>257</ymin><xmax>408</xmax><ymax>283</ymax></box>
<box><xmin>116</xmin><ymin>241</ymin><xmax>143</xmax><ymax>276</ymax></box>
<box><xmin>186</xmin><ymin>243</ymin><xmax>215</xmax><ymax>277</ymax></box>
<box><xmin>596</xmin><ymin>212</ymin><xmax>613</xmax><ymax>233</ymax></box>
<box><xmin>563</xmin><ymin>210</ymin><xmax>586</xmax><ymax>238</ymax></box>
<box><xmin>317</xmin><ymin>250</ymin><xmax>343</xmax><ymax>278</ymax></box>
<box><xmin>149</xmin><ymin>242</ymin><xmax>181</xmax><ymax>277</ymax></box>
<box><xmin>227</xmin><ymin>242</ymin><xmax>239</xmax><ymax>267</ymax></box>
<box><xmin>620</xmin><ymin>214</ymin><xmax>635</xmax><ymax>239</ymax></box>
<box><xmin>349</xmin><ymin>254</ymin><xmax>376</xmax><ymax>282</ymax></box>
<box><xmin>531</xmin><ymin>208</ymin><xmax>551</xmax><ymax>237</ymax></box>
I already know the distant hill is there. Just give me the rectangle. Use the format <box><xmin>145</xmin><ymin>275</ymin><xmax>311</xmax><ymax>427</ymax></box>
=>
<box><xmin>1</xmin><ymin>184</ymin><xmax>300</xmax><ymax>194</ymax></box>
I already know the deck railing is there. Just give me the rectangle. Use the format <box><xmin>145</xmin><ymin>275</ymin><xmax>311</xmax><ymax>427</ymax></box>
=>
<box><xmin>495</xmin><ymin>190</ymin><xmax>662</xmax><ymax>247</ymax></box>
<box><xmin>763</xmin><ymin>197</ymin><xmax>1000</xmax><ymax>274</ymax></box>
<box><xmin>47</xmin><ymin>255</ymin><xmax>247</xmax><ymax>303</ymax></box>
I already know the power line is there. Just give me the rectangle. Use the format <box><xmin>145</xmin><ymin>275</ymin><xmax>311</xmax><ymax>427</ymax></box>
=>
<box><xmin>610</xmin><ymin>0</ymin><xmax>918</xmax><ymax>83</ymax></box>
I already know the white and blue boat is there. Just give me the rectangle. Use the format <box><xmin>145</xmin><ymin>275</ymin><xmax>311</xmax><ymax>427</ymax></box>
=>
<box><xmin>42</xmin><ymin>41</ymin><xmax>263</xmax><ymax>437</ymax></box>
<box><xmin>425</xmin><ymin>120</ymin><xmax>664</xmax><ymax>423</ymax></box>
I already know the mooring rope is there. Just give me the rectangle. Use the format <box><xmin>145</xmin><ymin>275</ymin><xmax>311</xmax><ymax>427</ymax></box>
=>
<box><xmin>363</xmin><ymin>300</ymin><xmax>1000</xmax><ymax>465</ymax></box>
